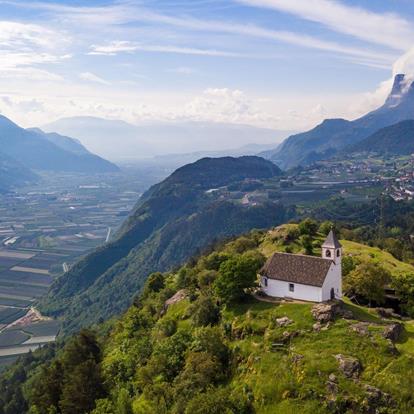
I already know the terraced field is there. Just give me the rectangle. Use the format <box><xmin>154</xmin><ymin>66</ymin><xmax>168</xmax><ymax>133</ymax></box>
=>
<box><xmin>0</xmin><ymin>248</ymin><xmax>65</xmax><ymax>368</ymax></box>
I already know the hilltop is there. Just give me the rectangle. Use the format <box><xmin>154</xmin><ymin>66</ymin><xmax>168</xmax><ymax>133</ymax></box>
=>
<box><xmin>3</xmin><ymin>223</ymin><xmax>414</xmax><ymax>414</ymax></box>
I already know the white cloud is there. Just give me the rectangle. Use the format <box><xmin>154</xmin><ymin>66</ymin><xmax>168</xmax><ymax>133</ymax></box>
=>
<box><xmin>237</xmin><ymin>0</ymin><xmax>414</xmax><ymax>50</ymax></box>
<box><xmin>4</xmin><ymin>2</ymin><xmax>394</xmax><ymax>67</ymax></box>
<box><xmin>89</xmin><ymin>41</ymin><xmax>249</xmax><ymax>58</ymax></box>
<box><xmin>79</xmin><ymin>72</ymin><xmax>110</xmax><ymax>85</ymax></box>
<box><xmin>0</xmin><ymin>20</ymin><xmax>69</xmax><ymax>81</ymax></box>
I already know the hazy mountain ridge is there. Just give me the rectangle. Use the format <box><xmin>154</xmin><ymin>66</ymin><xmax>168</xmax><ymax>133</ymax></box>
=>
<box><xmin>38</xmin><ymin>156</ymin><xmax>290</xmax><ymax>332</ymax></box>
<box><xmin>0</xmin><ymin>115</ymin><xmax>119</xmax><ymax>174</ymax></box>
<box><xmin>44</xmin><ymin>117</ymin><xmax>292</xmax><ymax>161</ymax></box>
<box><xmin>266</xmin><ymin>74</ymin><xmax>414</xmax><ymax>169</ymax></box>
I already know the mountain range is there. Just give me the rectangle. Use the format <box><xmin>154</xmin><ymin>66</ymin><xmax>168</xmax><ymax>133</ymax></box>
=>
<box><xmin>264</xmin><ymin>74</ymin><xmax>414</xmax><ymax>169</ymax></box>
<box><xmin>38</xmin><ymin>156</ymin><xmax>291</xmax><ymax>333</ymax></box>
<box><xmin>43</xmin><ymin>117</ymin><xmax>292</xmax><ymax>161</ymax></box>
<box><xmin>0</xmin><ymin>115</ymin><xmax>118</xmax><ymax>189</ymax></box>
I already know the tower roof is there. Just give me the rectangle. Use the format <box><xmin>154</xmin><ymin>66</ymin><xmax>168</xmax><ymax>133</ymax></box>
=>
<box><xmin>322</xmin><ymin>230</ymin><xmax>342</xmax><ymax>249</ymax></box>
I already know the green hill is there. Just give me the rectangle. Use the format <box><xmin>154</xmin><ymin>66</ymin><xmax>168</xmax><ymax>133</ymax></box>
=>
<box><xmin>3</xmin><ymin>225</ymin><xmax>414</xmax><ymax>414</ymax></box>
<box><xmin>347</xmin><ymin>120</ymin><xmax>414</xmax><ymax>156</ymax></box>
<box><xmin>38</xmin><ymin>156</ymin><xmax>288</xmax><ymax>334</ymax></box>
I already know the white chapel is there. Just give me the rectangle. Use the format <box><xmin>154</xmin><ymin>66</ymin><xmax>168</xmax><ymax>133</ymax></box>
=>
<box><xmin>260</xmin><ymin>230</ymin><xmax>342</xmax><ymax>302</ymax></box>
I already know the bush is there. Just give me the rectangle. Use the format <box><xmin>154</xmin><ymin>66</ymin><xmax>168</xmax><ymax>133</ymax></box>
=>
<box><xmin>190</xmin><ymin>296</ymin><xmax>220</xmax><ymax>327</ymax></box>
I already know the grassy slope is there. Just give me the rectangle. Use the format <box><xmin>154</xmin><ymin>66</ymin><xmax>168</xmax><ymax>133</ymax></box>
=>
<box><xmin>106</xmin><ymin>225</ymin><xmax>414</xmax><ymax>413</ymax></box>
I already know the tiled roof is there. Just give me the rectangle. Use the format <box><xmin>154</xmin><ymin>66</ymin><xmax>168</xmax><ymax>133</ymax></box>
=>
<box><xmin>322</xmin><ymin>230</ymin><xmax>342</xmax><ymax>249</ymax></box>
<box><xmin>260</xmin><ymin>252</ymin><xmax>332</xmax><ymax>287</ymax></box>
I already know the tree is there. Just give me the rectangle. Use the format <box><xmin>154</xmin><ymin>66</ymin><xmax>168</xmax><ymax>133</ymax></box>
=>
<box><xmin>319</xmin><ymin>221</ymin><xmax>335</xmax><ymax>236</ymax></box>
<box><xmin>214</xmin><ymin>252</ymin><xmax>265</xmax><ymax>303</ymax></box>
<box><xmin>344</xmin><ymin>262</ymin><xmax>391</xmax><ymax>306</ymax></box>
<box><xmin>393</xmin><ymin>274</ymin><xmax>414</xmax><ymax>317</ymax></box>
<box><xmin>298</xmin><ymin>218</ymin><xmax>318</xmax><ymax>236</ymax></box>
<box><xmin>143</xmin><ymin>272</ymin><xmax>165</xmax><ymax>297</ymax></box>
<box><xmin>190</xmin><ymin>296</ymin><xmax>220</xmax><ymax>327</ymax></box>
<box><xmin>300</xmin><ymin>235</ymin><xmax>313</xmax><ymax>255</ymax></box>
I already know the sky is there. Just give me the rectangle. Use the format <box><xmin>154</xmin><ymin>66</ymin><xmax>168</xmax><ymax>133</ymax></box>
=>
<box><xmin>0</xmin><ymin>0</ymin><xmax>414</xmax><ymax>131</ymax></box>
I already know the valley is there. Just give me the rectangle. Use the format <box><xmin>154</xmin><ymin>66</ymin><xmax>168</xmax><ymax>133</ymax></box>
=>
<box><xmin>0</xmin><ymin>170</ymin><xmax>159</xmax><ymax>368</ymax></box>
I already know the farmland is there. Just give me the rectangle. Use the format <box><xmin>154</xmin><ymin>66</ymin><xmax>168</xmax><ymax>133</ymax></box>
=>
<box><xmin>0</xmin><ymin>168</ymin><xmax>162</xmax><ymax>368</ymax></box>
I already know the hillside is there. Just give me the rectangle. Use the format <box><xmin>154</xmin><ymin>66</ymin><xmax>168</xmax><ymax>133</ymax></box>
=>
<box><xmin>38</xmin><ymin>156</ymin><xmax>289</xmax><ymax>333</ymax></box>
<box><xmin>0</xmin><ymin>152</ymin><xmax>37</xmax><ymax>191</ymax></box>
<box><xmin>347</xmin><ymin>120</ymin><xmax>414</xmax><ymax>156</ymax></box>
<box><xmin>3</xmin><ymin>224</ymin><xmax>414</xmax><ymax>413</ymax></box>
<box><xmin>265</xmin><ymin>74</ymin><xmax>414</xmax><ymax>169</ymax></box>
<box><xmin>0</xmin><ymin>115</ymin><xmax>119</xmax><ymax>173</ymax></box>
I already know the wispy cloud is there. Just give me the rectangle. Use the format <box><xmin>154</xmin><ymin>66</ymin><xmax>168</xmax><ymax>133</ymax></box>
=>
<box><xmin>79</xmin><ymin>72</ymin><xmax>109</xmax><ymax>85</ymax></box>
<box><xmin>88</xmin><ymin>41</ymin><xmax>248</xmax><ymax>58</ymax></box>
<box><xmin>0</xmin><ymin>1</ymin><xmax>395</xmax><ymax>67</ymax></box>
<box><xmin>237</xmin><ymin>0</ymin><xmax>414</xmax><ymax>50</ymax></box>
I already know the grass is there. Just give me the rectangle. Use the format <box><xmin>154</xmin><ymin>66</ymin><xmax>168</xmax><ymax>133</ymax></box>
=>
<box><xmin>341</xmin><ymin>240</ymin><xmax>414</xmax><ymax>277</ymax></box>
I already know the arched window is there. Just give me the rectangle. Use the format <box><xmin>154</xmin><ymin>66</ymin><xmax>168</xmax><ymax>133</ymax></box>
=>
<box><xmin>336</xmin><ymin>249</ymin><xmax>340</xmax><ymax>257</ymax></box>
<box><xmin>325</xmin><ymin>250</ymin><xmax>331</xmax><ymax>258</ymax></box>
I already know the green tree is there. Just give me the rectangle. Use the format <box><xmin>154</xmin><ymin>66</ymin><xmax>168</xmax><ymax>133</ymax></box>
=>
<box><xmin>298</xmin><ymin>218</ymin><xmax>318</xmax><ymax>236</ymax></box>
<box><xmin>300</xmin><ymin>235</ymin><xmax>313</xmax><ymax>255</ymax></box>
<box><xmin>344</xmin><ymin>262</ymin><xmax>391</xmax><ymax>306</ymax></box>
<box><xmin>319</xmin><ymin>221</ymin><xmax>335</xmax><ymax>236</ymax></box>
<box><xmin>214</xmin><ymin>252</ymin><xmax>264</xmax><ymax>303</ymax></box>
<box><xmin>190</xmin><ymin>296</ymin><xmax>220</xmax><ymax>327</ymax></box>
<box><xmin>143</xmin><ymin>272</ymin><xmax>165</xmax><ymax>297</ymax></box>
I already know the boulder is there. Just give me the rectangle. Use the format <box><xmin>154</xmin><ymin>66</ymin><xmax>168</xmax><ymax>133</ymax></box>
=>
<box><xmin>276</xmin><ymin>316</ymin><xmax>293</xmax><ymax>327</ymax></box>
<box><xmin>334</xmin><ymin>354</ymin><xmax>362</xmax><ymax>378</ymax></box>
<box><xmin>311</xmin><ymin>303</ymin><xmax>339</xmax><ymax>322</ymax></box>
<box><xmin>350</xmin><ymin>322</ymin><xmax>370</xmax><ymax>336</ymax></box>
<box><xmin>363</xmin><ymin>384</ymin><xmax>392</xmax><ymax>408</ymax></box>
<box><xmin>313</xmin><ymin>322</ymin><xmax>322</xmax><ymax>332</ymax></box>
<box><xmin>382</xmin><ymin>323</ymin><xmax>403</xmax><ymax>342</ymax></box>
<box><xmin>326</xmin><ymin>373</ymin><xmax>338</xmax><ymax>394</ymax></box>
<box><xmin>376</xmin><ymin>307</ymin><xmax>401</xmax><ymax>319</ymax></box>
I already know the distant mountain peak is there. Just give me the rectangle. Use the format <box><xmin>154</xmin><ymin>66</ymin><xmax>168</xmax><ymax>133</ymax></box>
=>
<box><xmin>385</xmin><ymin>73</ymin><xmax>414</xmax><ymax>108</ymax></box>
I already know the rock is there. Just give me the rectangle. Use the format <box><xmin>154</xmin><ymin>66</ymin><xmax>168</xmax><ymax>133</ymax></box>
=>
<box><xmin>328</xmin><ymin>373</ymin><xmax>337</xmax><ymax>383</ymax></box>
<box><xmin>321</xmin><ymin>322</ymin><xmax>331</xmax><ymax>331</ymax></box>
<box><xmin>276</xmin><ymin>316</ymin><xmax>293</xmax><ymax>327</ymax></box>
<box><xmin>350</xmin><ymin>322</ymin><xmax>370</xmax><ymax>336</ymax></box>
<box><xmin>313</xmin><ymin>322</ymin><xmax>322</xmax><ymax>332</ymax></box>
<box><xmin>338</xmin><ymin>309</ymin><xmax>354</xmax><ymax>319</ymax></box>
<box><xmin>382</xmin><ymin>323</ymin><xmax>403</xmax><ymax>341</ymax></box>
<box><xmin>386</xmin><ymin>339</ymin><xmax>400</xmax><ymax>356</ymax></box>
<box><xmin>291</xmin><ymin>353</ymin><xmax>304</xmax><ymax>364</ymax></box>
<box><xmin>334</xmin><ymin>354</ymin><xmax>362</xmax><ymax>378</ymax></box>
<box><xmin>363</xmin><ymin>384</ymin><xmax>392</xmax><ymax>408</ymax></box>
<box><xmin>311</xmin><ymin>303</ymin><xmax>339</xmax><ymax>323</ymax></box>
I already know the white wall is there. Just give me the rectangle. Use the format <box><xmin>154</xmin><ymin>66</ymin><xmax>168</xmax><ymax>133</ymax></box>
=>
<box><xmin>321</xmin><ymin>263</ymin><xmax>342</xmax><ymax>301</ymax></box>
<box><xmin>261</xmin><ymin>277</ymin><xmax>322</xmax><ymax>302</ymax></box>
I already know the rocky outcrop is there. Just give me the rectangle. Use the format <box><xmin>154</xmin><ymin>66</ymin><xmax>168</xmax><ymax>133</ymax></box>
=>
<box><xmin>311</xmin><ymin>303</ymin><xmax>340</xmax><ymax>322</ymax></box>
<box><xmin>376</xmin><ymin>307</ymin><xmax>401</xmax><ymax>319</ymax></box>
<box><xmin>382</xmin><ymin>323</ymin><xmax>403</xmax><ymax>342</ymax></box>
<box><xmin>276</xmin><ymin>316</ymin><xmax>293</xmax><ymax>327</ymax></box>
<box><xmin>334</xmin><ymin>354</ymin><xmax>362</xmax><ymax>378</ymax></box>
<box><xmin>350</xmin><ymin>322</ymin><xmax>370</xmax><ymax>336</ymax></box>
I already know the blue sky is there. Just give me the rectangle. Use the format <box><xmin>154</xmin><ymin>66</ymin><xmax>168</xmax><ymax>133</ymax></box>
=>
<box><xmin>0</xmin><ymin>0</ymin><xmax>413</xmax><ymax>131</ymax></box>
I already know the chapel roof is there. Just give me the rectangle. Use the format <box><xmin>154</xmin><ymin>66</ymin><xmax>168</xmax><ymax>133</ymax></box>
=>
<box><xmin>260</xmin><ymin>252</ymin><xmax>332</xmax><ymax>287</ymax></box>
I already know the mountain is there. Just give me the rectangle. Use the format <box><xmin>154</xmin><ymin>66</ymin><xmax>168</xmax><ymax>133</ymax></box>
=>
<box><xmin>38</xmin><ymin>156</ymin><xmax>290</xmax><ymax>333</ymax></box>
<box><xmin>347</xmin><ymin>120</ymin><xmax>414</xmax><ymax>156</ymax></box>
<box><xmin>43</xmin><ymin>117</ymin><xmax>292</xmax><ymax>161</ymax></box>
<box><xmin>266</xmin><ymin>74</ymin><xmax>414</xmax><ymax>169</ymax></box>
<box><xmin>0</xmin><ymin>152</ymin><xmax>37</xmax><ymax>191</ymax></box>
<box><xmin>0</xmin><ymin>115</ymin><xmax>119</xmax><ymax>173</ymax></box>
<box><xmin>3</xmin><ymin>225</ymin><xmax>414</xmax><ymax>413</ymax></box>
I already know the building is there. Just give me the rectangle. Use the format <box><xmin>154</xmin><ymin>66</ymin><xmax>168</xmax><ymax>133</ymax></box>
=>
<box><xmin>259</xmin><ymin>230</ymin><xmax>342</xmax><ymax>302</ymax></box>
